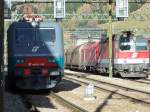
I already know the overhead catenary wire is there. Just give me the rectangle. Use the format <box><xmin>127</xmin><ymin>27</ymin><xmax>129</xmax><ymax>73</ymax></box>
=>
<box><xmin>11</xmin><ymin>0</ymin><xmax>150</xmax><ymax>4</ymax></box>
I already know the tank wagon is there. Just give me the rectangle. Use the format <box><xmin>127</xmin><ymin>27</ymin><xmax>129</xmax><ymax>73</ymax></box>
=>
<box><xmin>7</xmin><ymin>16</ymin><xmax>64</xmax><ymax>89</ymax></box>
<box><xmin>65</xmin><ymin>31</ymin><xmax>149</xmax><ymax>78</ymax></box>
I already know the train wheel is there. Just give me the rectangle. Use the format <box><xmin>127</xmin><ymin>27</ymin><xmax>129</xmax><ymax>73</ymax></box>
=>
<box><xmin>83</xmin><ymin>66</ymin><xmax>87</xmax><ymax>71</ymax></box>
<box><xmin>81</xmin><ymin>65</ymin><xmax>86</xmax><ymax>71</ymax></box>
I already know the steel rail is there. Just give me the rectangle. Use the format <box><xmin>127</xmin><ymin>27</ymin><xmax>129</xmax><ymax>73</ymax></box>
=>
<box><xmin>143</xmin><ymin>78</ymin><xmax>150</xmax><ymax>81</ymax></box>
<box><xmin>64</xmin><ymin>75</ymin><xmax>150</xmax><ymax>106</ymax></box>
<box><xmin>50</xmin><ymin>91</ymin><xmax>88</xmax><ymax>112</ymax></box>
<box><xmin>128</xmin><ymin>79</ymin><xmax>150</xmax><ymax>85</ymax></box>
<box><xmin>11</xmin><ymin>1</ymin><xmax>150</xmax><ymax>3</ymax></box>
<box><xmin>65</xmin><ymin>72</ymin><xmax>150</xmax><ymax>95</ymax></box>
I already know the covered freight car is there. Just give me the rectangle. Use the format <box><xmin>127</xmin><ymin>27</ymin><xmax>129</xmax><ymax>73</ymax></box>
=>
<box><xmin>65</xmin><ymin>45</ymin><xmax>84</xmax><ymax>70</ymax></box>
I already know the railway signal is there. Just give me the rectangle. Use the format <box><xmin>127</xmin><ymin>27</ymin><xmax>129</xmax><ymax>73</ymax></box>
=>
<box><xmin>54</xmin><ymin>0</ymin><xmax>65</xmax><ymax>21</ymax></box>
<box><xmin>116</xmin><ymin>0</ymin><xmax>128</xmax><ymax>18</ymax></box>
<box><xmin>4</xmin><ymin>0</ymin><xmax>11</xmax><ymax>19</ymax></box>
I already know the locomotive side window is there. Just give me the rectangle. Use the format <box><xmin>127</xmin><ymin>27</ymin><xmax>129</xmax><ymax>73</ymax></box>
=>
<box><xmin>15</xmin><ymin>28</ymin><xmax>35</xmax><ymax>43</ymax></box>
<box><xmin>135</xmin><ymin>39</ymin><xmax>147</xmax><ymax>51</ymax></box>
<box><xmin>36</xmin><ymin>28</ymin><xmax>55</xmax><ymax>42</ymax></box>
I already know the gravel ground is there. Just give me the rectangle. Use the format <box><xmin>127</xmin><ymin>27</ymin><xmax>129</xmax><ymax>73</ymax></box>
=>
<box><xmin>55</xmin><ymin>76</ymin><xmax>150</xmax><ymax>112</ymax></box>
<box><xmin>4</xmin><ymin>92</ymin><xmax>29</xmax><ymax>112</ymax></box>
<box><xmin>4</xmin><ymin>91</ymin><xmax>72</xmax><ymax>112</ymax></box>
<box><xmin>27</xmin><ymin>94</ymin><xmax>72</xmax><ymax>112</ymax></box>
<box><xmin>65</xmin><ymin>74</ymin><xmax>150</xmax><ymax>104</ymax></box>
<box><xmin>65</xmin><ymin>70</ymin><xmax>150</xmax><ymax>93</ymax></box>
<box><xmin>4</xmin><ymin>70</ymin><xmax>150</xmax><ymax>112</ymax></box>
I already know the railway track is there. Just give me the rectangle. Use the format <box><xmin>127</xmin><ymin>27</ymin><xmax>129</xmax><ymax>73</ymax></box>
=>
<box><xmin>65</xmin><ymin>72</ymin><xmax>150</xmax><ymax>95</ymax></box>
<box><xmin>144</xmin><ymin>78</ymin><xmax>150</xmax><ymax>81</ymax></box>
<box><xmin>50</xmin><ymin>91</ymin><xmax>88</xmax><ymax>112</ymax></box>
<box><xmin>64</xmin><ymin>72</ymin><xmax>150</xmax><ymax>106</ymax></box>
<box><xmin>130</xmin><ymin>79</ymin><xmax>150</xmax><ymax>85</ymax></box>
<box><xmin>65</xmin><ymin>70</ymin><xmax>150</xmax><ymax>85</ymax></box>
<box><xmin>15</xmin><ymin>71</ymin><xmax>150</xmax><ymax>112</ymax></box>
<box><xmin>20</xmin><ymin>95</ymin><xmax>40</xmax><ymax>112</ymax></box>
<box><xmin>20</xmin><ymin>92</ymin><xmax>88</xmax><ymax>112</ymax></box>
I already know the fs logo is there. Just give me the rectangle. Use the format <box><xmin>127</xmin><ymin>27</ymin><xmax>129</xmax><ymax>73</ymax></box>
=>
<box><xmin>32</xmin><ymin>46</ymin><xmax>39</xmax><ymax>52</ymax></box>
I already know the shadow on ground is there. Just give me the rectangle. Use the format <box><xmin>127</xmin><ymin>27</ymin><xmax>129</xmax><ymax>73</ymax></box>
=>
<box><xmin>52</xmin><ymin>79</ymin><xmax>81</xmax><ymax>93</ymax></box>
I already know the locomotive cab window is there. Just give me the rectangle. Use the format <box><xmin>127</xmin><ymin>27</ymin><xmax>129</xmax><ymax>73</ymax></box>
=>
<box><xmin>119</xmin><ymin>35</ymin><xmax>132</xmax><ymax>51</ymax></box>
<box><xmin>15</xmin><ymin>28</ymin><xmax>35</xmax><ymax>43</ymax></box>
<box><xmin>135</xmin><ymin>39</ymin><xmax>147</xmax><ymax>51</ymax></box>
<box><xmin>36</xmin><ymin>28</ymin><xmax>55</xmax><ymax>42</ymax></box>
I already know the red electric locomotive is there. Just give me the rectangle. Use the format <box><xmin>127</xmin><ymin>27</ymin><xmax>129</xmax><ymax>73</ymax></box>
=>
<box><xmin>97</xmin><ymin>31</ymin><xmax>149</xmax><ymax>77</ymax></box>
<box><xmin>65</xmin><ymin>31</ymin><xmax>149</xmax><ymax>78</ymax></box>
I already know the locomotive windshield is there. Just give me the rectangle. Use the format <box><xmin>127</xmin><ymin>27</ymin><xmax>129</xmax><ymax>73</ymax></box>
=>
<box><xmin>37</xmin><ymin>28</ymin><xmax>55</xmax><ymax>42</ymax></box>
<box><xmin>15</xmin><ymin>28</ymin><xmax>55</xmax><ymax>43</ymax></box>
<box><xmin>119</xmin><ymin>34</ymin><xmax>148</xmax><ymax>51</ymax></box>
<box><xmin>135</xmin><ymin>38</ymin><xmax>147</xmax><ymax>51</ymax></box>
<box><xmin>15</xmin><ymin>28</ymin><xmax>35</xmax><ymax>43</ymax></box>
<box><xmin>119</xmin><ymin>34</ymin><xmax>132</xmax><ymax>50</ymax></box>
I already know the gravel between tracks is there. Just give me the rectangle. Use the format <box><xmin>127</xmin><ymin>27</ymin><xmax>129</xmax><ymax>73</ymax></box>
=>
<box><xmin>65</xmin><ymin>75</ymin><xmax>150</xmax><ymax>104</ymax></box>
<box><xmin>53</xmin><ymin>79</ymin><xmax>150</xmax><ymax>112</ymax></box>
<box><xmin>4</xmin><ymin>69</ymin><xmax>150</xmax><ymax>112</ymax></box>
<box><xmin>27</xmin><ymin>94</ymin><xmax>72</xmax><ymax>112</ymax></box>
<box><xmin>65</xmin><ymin>70</ymin><xmax>150</xmax><ymax>93</ymax></box>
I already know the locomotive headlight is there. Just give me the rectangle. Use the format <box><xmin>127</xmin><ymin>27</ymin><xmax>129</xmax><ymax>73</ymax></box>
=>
<box><xmin>50</xmin><ymin>71</ymin><xmax>59</xmax><ymax>76</ymax></box>
<box><xmin>16</xmin><ymin>59</ymin><xmax>25</xmax><ymax>63</ymax></box>
<box><xmin>31</xmin><ymin>21</ymin><xmax>38</xmax><ymax>27</ymax></box>
<box><xmin>20</xmin><ymin>59</ymin><xmax>25</xmax><ymax>63</ymax></box>
<box><xmin>17</xmin><ymin>59</ymin><xmax>20</xmax><ymax>63</ymax></box>
<box><xmin>48</xmin><ymin>59</ymin><xmax>55</xmax><ymax>63</ymax></box>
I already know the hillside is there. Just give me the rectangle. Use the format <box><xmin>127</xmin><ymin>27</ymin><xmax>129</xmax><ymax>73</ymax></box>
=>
<box><xmin>99</xmin><ymin>2</ymin><xmax>150</xmax><ymax>35</ymax></box>
<box><xmin>9</xmin><ymin>1</ymin><xmax>150</xmax><ymax>48</ymax></box>
<box><xmin>11</xmin><ymin>1</ymin><xmax>145</xmax><ymax>28</ymax></box>
<box><xmin>128</xmin><ymin>2</ymin><xmax>150</xmax><ymax>21</ymax></box>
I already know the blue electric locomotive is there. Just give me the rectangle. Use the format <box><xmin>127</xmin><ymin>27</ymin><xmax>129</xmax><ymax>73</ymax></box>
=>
<box><xmin>7</xmin><ymin>18</ymin><xmax>64</xmax><ymax>89</ymax></box>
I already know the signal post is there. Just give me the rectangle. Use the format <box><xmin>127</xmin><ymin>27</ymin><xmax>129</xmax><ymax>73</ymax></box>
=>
<box><xmin>108</xmin><ymin>0</ymin><xmax>113</xmax><ymax>77</ymax></box>
<box><xmin>108</xmin><ymin>0</ymin><xmax>128</xmax><ymax>77</ymax></box>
